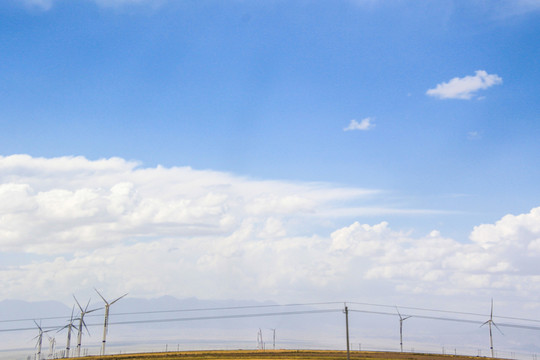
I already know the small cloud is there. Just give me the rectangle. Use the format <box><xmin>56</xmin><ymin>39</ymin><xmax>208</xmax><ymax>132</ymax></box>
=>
<box><xmin>20</xmin><ymin>0</ymin><xmax>160</xmax><ymax>10</ymax></box>
<box><xmin>22</xmin><ymin>0</ymin><xmax>54</xmax><ymax>10</ymax></box>
<box><xmin>426</xmin><ymin>70</ymin><xmax>502</xmax><ymax>100</ymax></box>
<box><xmin>344</xmin><ymin>118</ymin><xmax>375</xmax><ymax>131</ymax></box>
<box><xmin>467</xmin><ymin>131</ymin><xmax>482</xmax><ymax>140</ymax></box>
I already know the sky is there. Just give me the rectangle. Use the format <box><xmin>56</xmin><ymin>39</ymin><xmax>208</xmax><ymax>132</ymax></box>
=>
<box><xmin>1</xmin><ymin>0</ymin><xmax>540</xmax><ymax>352</ymax></box>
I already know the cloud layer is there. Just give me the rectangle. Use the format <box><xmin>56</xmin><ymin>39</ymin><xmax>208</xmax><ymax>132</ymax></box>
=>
<box><xmin>426</xmin><ymin>70</ymin><xmax>502</xmax><ymax>100</ymax></box>
<box><xmin>1</xmin><ymin>155</ymin><xmax>539</xmax><ymax>314</ymax></box>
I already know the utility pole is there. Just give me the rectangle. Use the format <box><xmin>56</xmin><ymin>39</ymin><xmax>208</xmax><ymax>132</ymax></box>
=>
<box><xmin>344</xmin><ymin>304</ymin><xmax>350</xmax><ymax>360</ymax></box>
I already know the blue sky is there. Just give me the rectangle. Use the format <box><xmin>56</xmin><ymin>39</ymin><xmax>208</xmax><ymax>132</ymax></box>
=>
<box><xmin>1</xmin><ymin>0</ymin><xmax>540</xmax><ymax>352</ymax></box>
<box><xmin>2</xmin><ymin>0</ymin><xmax>539</xmax><ymax>239</ymax></box>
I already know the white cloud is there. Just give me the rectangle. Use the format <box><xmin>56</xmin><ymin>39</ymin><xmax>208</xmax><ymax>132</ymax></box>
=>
<box><xmin>0</xmin><ymin>154</ymin><xmax>379</xmax><ymax>256</ymax></box>
<box><xmin>20</xmin><ymin>0</ymin><xmax>164</xmax><ymax>10</ymax></box>
<box><xmin>343</xmin><ymin>118</ymin><xmax>374</xmax><ymax>131</ymax></box>
<box><xmin>426</xmin><ymin>70</ymin><xmax>502</xmax><ymax>100</ymax></box>
<box><xmin>326</xmin><ymin>207</ymin><xmax>540</xmax><ymax>301</ymax></box>
<box><xmin>93</xmin><ymin>0</ymin><xmax>167</xmax><ymax>8</ymax></box>
<box><xmin>21</xmin><ymin>0</ymin><xmax>53</xmax><ymax>10</ymax></box>
<box><xmin>467</xmin><ymin>131</ymin><xmax>482</xmax><ymax>140</ymax></box>
<box><xmin>490</xmin><ymin>0</ymin><xmax>540</xmax><ymax>17</ymax></box>
<box><xmin>1</xmin><ymin>155</ymin><xmax>540</xmax><ymax>320</ymax></box>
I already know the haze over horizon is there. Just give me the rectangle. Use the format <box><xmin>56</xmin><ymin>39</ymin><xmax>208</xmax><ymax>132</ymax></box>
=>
<box><xmin>1</xmin><ymin>0</ymin><xmax>540</xmax><ymax>354</ymax></box>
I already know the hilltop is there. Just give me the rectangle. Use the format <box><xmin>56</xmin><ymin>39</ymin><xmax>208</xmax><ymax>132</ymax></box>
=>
<box><xmin>80</xmin><ymin>350</ymin><xmax>501</xmax><ymax>360</ymax></box>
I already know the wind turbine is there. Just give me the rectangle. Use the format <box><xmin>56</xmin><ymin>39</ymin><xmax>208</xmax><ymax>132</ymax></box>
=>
<box><xmin>46</xmin><ymin>333</ymin><xmax>56</xmax><ymax>359</ymax></box>
<box><xmin>73</xmin><ymin>295</ymin><xmax>99</xmax><ymax>357</ymax></box>
<box><xmin>33</xmin><ymin>321</ymin><xmax>49</xmax><ymax>360</ymax></box>
<box><xmin>257</xmin><ymin>328</ymin><xmax>264</xmax><ymax>350</ymax></box>
<box><xmin>269</xmin><ymin>328</ymin><xmax>276</xmax><ymax>350</ymax></box>
<box><xmin>95</xmin><ymin>288</ymin><xmax>128</xmax><ymax>356</ymax></box>
<box><xmin>58</xmin><ymin>306</ymin><xmax>76</xmax><ymax>358</ymax></box>
<box><xmin>396</xmin><ymin>307</ymin><xmax>411</xmax><ymax>352</ymax></box>
<box><xmin>481</xmin><ymin>299</ymin><xmax>503</xmax><ymax>358</ymax></box>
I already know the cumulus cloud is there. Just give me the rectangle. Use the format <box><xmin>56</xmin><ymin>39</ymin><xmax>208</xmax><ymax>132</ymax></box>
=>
<box><xmin>0</xmin><ymin>155</ymin><xmax>380</xmax><ymax>256</ymax></box>
<box><xmin>426</xmin><ymin>70</ymin><xmax>502</xmax><ymax>100</ymax></box>
<box><xmin>329</xmin><ymin>207</ymin><xmax>540</xmax><ymax>299</ymax></box>
<box><xmin>343</xmin><ymin>118</ymin><xmax>375</xmax><ymax>131</ymax></box>
<box><xmin>1</xmin><ymin>155</ymin><xmax>540</xmax><ymax>310</ymax></box>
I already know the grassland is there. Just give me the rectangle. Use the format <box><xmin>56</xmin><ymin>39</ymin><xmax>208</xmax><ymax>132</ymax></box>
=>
<box><xmin>80</xmin><ymin>349</ymin><xmax>495</xmax><ymax>360</ymax></box>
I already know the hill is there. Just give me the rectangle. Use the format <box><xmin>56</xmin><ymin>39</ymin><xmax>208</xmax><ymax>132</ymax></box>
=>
<box><xmin>79</xmin><ymin>349</ymin><xmax>499</xmax><ymax>360</ymax></box>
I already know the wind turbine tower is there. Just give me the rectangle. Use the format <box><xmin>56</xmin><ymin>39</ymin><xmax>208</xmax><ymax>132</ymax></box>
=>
<box><xmin>269</xmin><ymin>328</ymin><xmax>276</xmax><ymax>350</ymax></box>
<box><xmin>46</xmin><ymin>334</ymin><xmax>56</xmax><ymax>359</ymax></box>
<box><xmin>73</xmin><ymin>295</ymin><xmax>99</xmax><ymax>357</ymax></box>
<box><xmin>59</xmin><ymin>306</ymin><xmax>76</xmax><ymax>358</ymax></box>
<box><xmin>396</xmin><ymin>307</ymin><xmax>411</xmax><ymax>352</ymax></box>
<box><xmin>33</xmin><ymin>321</ymin><xmax>44</xmax><ymax>360</ymax></box>
<box><xmin>95</xmin><ymin>288</ymin><xmax>128</xmax><ymax>356</ymax></box>
<box><xmin>481</xmin><ymin>299</ymin><xmax>503</xmax><ymax>358</ymax></box>
<box><xmin>257</xmin><ymin>328</ymin><xmax>264</xmax><ymax>350</ymax></box>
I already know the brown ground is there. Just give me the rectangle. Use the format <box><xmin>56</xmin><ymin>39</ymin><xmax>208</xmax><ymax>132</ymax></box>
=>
<box><xmin>80</xmin><ymin>349</ymin><xmax>495</xmax><ymax>360</ymax></box>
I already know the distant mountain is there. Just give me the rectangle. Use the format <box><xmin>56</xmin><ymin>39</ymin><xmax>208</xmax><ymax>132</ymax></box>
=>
<box><xmin>0</xmin><ymin>296</ymin><xmax>279</xmax><ymax>324</ymax></box>
<box><xmin>0</xmin><ymin>296</ymin><xmax>345</xmax><ymax>360</ymax></box>
<box><xmin>116</xmin><ymin>296</ymin><xmax>278</xmax><ymax>314</ymax></box>
<box><xmin>0</xmin><ymin>299</ymin><xmax>71</xmax><ymax>322</ymax></box>
<box><xmin>0</xmin><ymin>296</ymin><xmax>342</xmax><ymax>334</ymax></box>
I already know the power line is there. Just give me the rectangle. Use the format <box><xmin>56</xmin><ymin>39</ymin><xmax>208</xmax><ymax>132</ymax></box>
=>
<box><xmin>0</xmin><ymin>308</ymin><xmax>342</xmax><ymax>333</ymax></box>
<box><xmin>3</xmin><ymin>299</ymin><xmax>540</xmax><ymax>335</ymax></box>
<box><xmin>348</xmin><ymin>301</ymin><xmax>540</xmax><ymax>324</ymax></box>
<box><xmin>348</xmin><ymin>309</ymin><xmax>540</xmax><ymax>331</ymax></box>
<box><xmin>109</xmin><ymin>301</ymin><xmax>344</xmax><ymax>318</ymax></box>
<box><xmin>109</xmin><ymin>308</ymin><xmax>341</xmax><ymax>326</ymax></box>
<box><xmin>0</xmin><ymin>301</ymin><xmax>343</xmax><ymax>324</ymax></box>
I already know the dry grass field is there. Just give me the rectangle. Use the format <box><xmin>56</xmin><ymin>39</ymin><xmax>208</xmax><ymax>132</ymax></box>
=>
<box><xmin>79</xmin><ymin>350</ymin><xmax>494</xmax><ymax>360</ymax></box>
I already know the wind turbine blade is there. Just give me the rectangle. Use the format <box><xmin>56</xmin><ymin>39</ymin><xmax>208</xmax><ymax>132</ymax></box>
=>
<box><xmin>493</xmin><ymin>321</ymin><xmax>504</xmax><ymax>335</ymax></box>
<box><xmin>57</xmin><ymin>324</ymin><xmax>69</xmax><ymax>332</ymax></box>
<box><xmin>395</xmin><ymin>306</ymin><xmax>402</xmax><ymax>320</ymax></box>
<box><xmin>94</xmin><ymin>288</ymin><xmax>109</xmax><ymax>304</ymax></box>
<box><xmin>73</xmin><ymin>295</ymin><xmax>84</xmax><ymax>312</ymax></box>
<box><xmin>86</xmin><ymin>307</ymin><xmax>101</xmax><ymax>314</ymax></box>
<box><xmin>82</xmin><ymin>319</ymin><xmax>91</xmax><ymax>336</ymax></box>
<box><xmin>480</xmin><ymin>320</ymin><xmax>490</xmax><ymax>327</ymax></box>
<box><xmin>490</xmin><ymin>298</ymin><xmax>494</xmax><ymax>320</ymax></box>
<box><xmin>110</xmin><ymin>293</ymin><xmax>128</xmax><ymax>305</ymax></box>
<box><xmin>84</xmin><ymin>299</ymin><xmax>91</xmax><ymax>312</ymax></box>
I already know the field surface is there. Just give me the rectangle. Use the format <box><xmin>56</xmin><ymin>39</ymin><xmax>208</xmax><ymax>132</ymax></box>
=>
<box><xmin>81</xmin><ymin>350</ymin><xmax>495</xmax><ymax>360</ymax></box>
